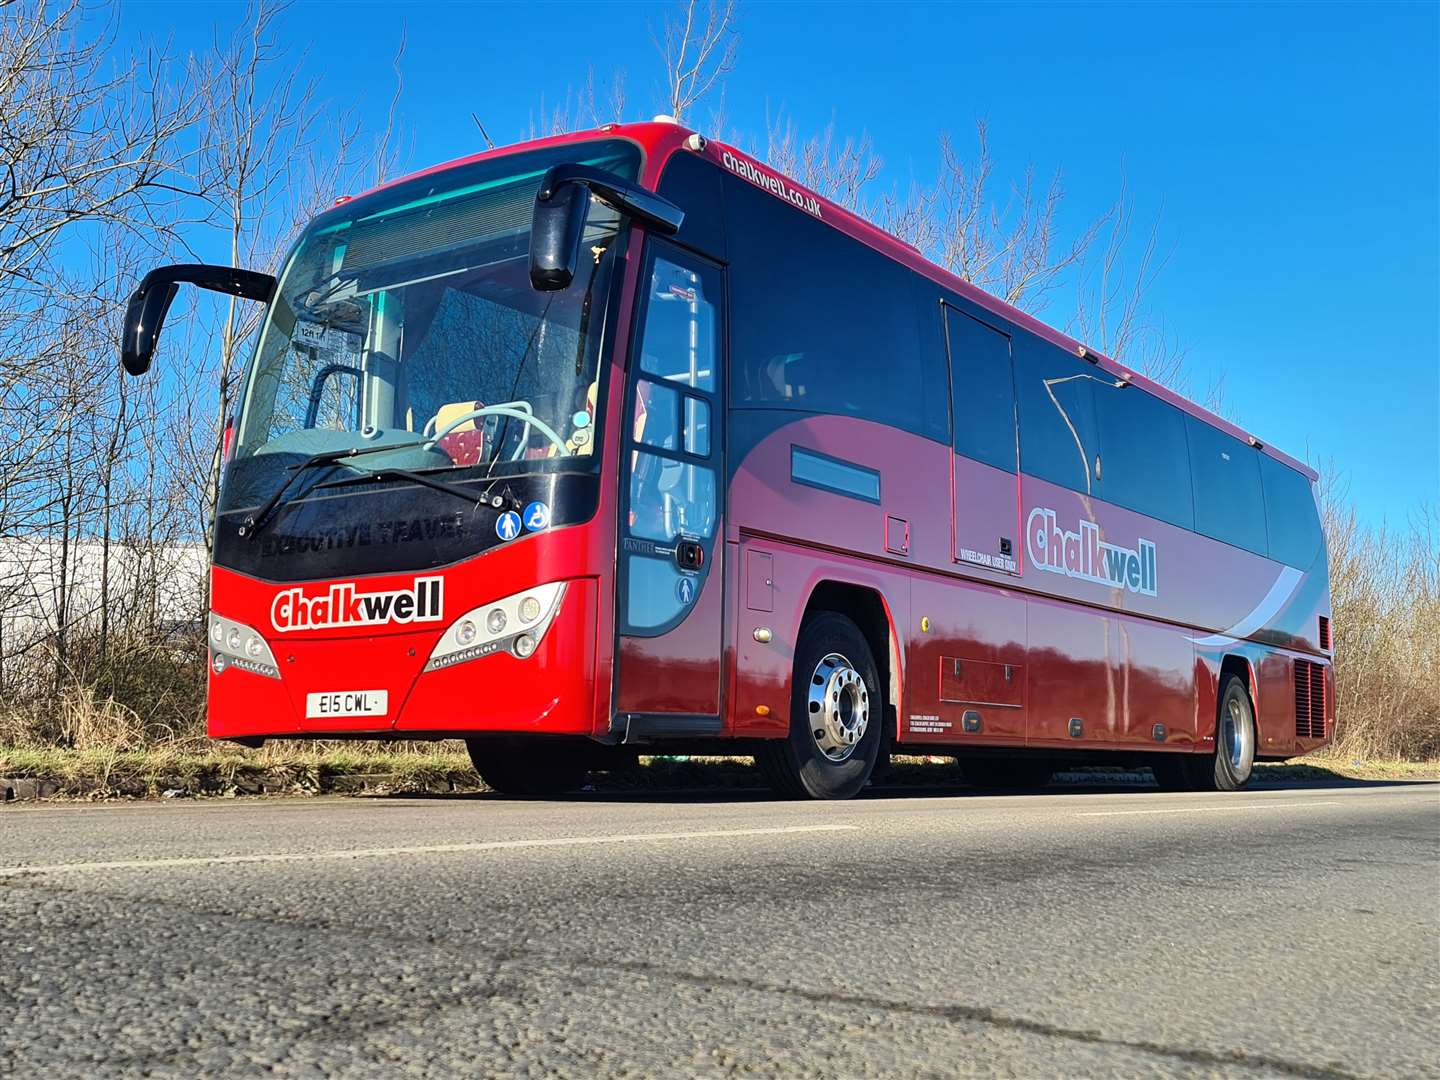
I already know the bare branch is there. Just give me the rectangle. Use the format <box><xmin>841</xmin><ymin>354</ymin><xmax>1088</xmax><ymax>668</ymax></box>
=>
<box><xmin>657</xmin><ymin>0</ymin><xmax>738</xmax><ymax>123</ymax></box>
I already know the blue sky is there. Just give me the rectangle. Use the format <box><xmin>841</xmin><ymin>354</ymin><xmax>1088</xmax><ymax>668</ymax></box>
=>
<box><xmin>129</xmin><ymin>0</ymin><xmax>1438</xmax><ymax>525</ymax></box>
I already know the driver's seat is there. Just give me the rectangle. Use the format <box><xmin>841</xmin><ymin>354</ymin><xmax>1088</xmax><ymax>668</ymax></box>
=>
<box><xmin>431</xmin><ymin>400</ymin><xmax>486</xmax><ymax>465</ymax></box>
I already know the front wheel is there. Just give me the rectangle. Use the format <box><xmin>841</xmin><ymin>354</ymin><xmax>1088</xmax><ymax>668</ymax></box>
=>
<box><xmin>467</xmin><ymin>738</ymin><xmax>591</xmax><ymax>797</ymax></box>
<box><xmin>757</xmin><ymin>612</ymin><xmax>883</xmax><ymax>800</ymax></box>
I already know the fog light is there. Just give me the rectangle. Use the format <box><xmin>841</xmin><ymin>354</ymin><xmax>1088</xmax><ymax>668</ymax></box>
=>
<box><xmin>512</xmin><ymin>633</ymin><xmax>536</xmax><ymax>658</ymax></box>
<box><xmin>457</xmin><ymin>619</ymin><xmax>478</xmax><ymax>646</ymax></box>
<box><xmin>486</xmin><ymin>608</ymin><xmax>507</xmax><ymax>635</ymax></box>
<box><xmin>518</xmin><ymin>596</ymin><xmax>542</xmax><ymax>623</ymax></box>
<box><xmin>226</xmin><ymin>627</ymin><xmax>242</xmax><ymax>652</ymax></box>
<box><xmin>245</xmin><ymin>635</ymin><xmax>264</xmax><ymax>658</ymax></box>
<box><xmin>212</xmin><ymin>652</ymin><xmax>228</xmax><ymax>674</ymax></box>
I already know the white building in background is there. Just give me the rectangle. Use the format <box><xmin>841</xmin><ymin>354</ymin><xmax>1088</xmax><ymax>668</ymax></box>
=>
<box><xmin>0</xmin><ymin>537</ymin><xmax>208</xmax><ymax>666</ymax></box>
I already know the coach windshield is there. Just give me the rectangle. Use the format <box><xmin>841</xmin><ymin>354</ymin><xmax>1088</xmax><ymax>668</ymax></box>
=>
<box><xmin>219</xmin><ymin>140</ymin><xmax>640</xmax><ymax>519</ymax></box>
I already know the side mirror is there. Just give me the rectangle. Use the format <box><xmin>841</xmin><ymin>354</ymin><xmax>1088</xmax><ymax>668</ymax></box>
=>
<box><xmin>121</xmin><ymin>279</ymin><xmax>180</xmax><ymax>376</ymax></box>
<box><xmin>529</xmin><ymin>182</ymin><xmax>590</xmax><ymax>293</ymax></box>
<box><xmin>529</xmin><ymin>164</ymin><xmax>685</xmax><ymax>292</ymax></box>
<box><xmin>120</xmin><ymin>264</ymin><xmax>277</xmax><ymax>376</ymax></box>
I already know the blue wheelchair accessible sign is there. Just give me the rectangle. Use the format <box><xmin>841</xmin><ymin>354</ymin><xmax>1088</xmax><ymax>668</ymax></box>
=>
<box><xmin>523</xmin><ymin>501</ymin><xmax>551</xmax><ymax>532</ymax></box>
<box><xmin>496</xmin><ymin>511</ymin><xmax>522</xmax><ymax>541</ymax></box>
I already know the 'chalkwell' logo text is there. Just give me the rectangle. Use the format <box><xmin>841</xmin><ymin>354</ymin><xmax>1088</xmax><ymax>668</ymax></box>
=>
<box><xmin>1026</xmin><ymin>508</ymin><xmax>1157</xmax><ymax>596</ymax></box>
<box><xmin>271</xmin><ymin>577</ymin><xmax>444</xmax><ymax>632</ymax></box>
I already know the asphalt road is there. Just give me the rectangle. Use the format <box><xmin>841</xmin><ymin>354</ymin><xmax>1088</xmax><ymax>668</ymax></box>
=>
<box><xmin>1</xmin><ymin>781</ymin><xmax>1437</xmax><ymax>1079</ymax></box>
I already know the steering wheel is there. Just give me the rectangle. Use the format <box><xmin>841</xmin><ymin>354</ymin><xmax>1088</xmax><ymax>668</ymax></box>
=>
<box><xmin>426</xmin><ymin>405</ymin><xmax>568</xmax><ymax>460</ymax></box>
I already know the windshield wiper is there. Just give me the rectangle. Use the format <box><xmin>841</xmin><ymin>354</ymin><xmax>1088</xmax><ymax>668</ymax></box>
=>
<box><xmin>312</xmin><ymin>467</ymin><xmax>482</xmax><ymax>507</ymax></box>
<box><xmin>239</xmin><ymin>440</ymin><xmax>436</xmax><ymax>539</ymax></box>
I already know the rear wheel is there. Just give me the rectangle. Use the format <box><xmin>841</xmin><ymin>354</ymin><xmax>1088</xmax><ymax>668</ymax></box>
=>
<box><xmin>757</xmin><ymin>612</ymin><xmax>882</xmax><ymax>800</ymax></box>
<box><xmin>1211</xmin><ymin>674</ymin><xmax>1256</xmax><ymax>790</ymax></box>
<box><xmin>466</xmin><ymin>738</ymin><xmax>591</xmax><ymax>797</ymax></box>
<box><xmin>959</xmin><ymin>759</ymin><xmax>1054</xmax><ymax>790</ymax></box>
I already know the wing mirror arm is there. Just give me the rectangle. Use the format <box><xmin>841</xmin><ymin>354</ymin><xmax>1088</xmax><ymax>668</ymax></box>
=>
<box><xmin>120</xmin><ymin>263</ymin><xmax>277</xmax><ymax>376</ymax></box>
<box><xmin>530</xmin><ymin>163</ymin><xmax>684</xmax><ymax>292</ymax></box>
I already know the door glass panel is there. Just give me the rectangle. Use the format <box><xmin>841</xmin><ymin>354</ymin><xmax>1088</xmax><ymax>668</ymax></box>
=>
<box><xmin>629</xmin><ymin>451</ymin><xmax>716</xmax><ymax>543</ymax></box>
<box><xmin>684</xmin><ymin>396</ymin><xmax>710</xmax><ymax>457</ymax></box>
<box><xmin>626</xmin><ymin>554</ymin><xmax>702</xmax><ymax>631</ymax></box>
<box><xmin>638</xmin><ymin>257</ymin><xmax>718</xmax><ymax>391</ymax></box>
<box><xmin>622</xmin><ymin>244</ymin><xmax>722</xmax><ymax>636</ymax></box>
<box><xmin>634</xmin><ymin>380</ymin><xmax>680</xmax><ymax>450</ymax></box>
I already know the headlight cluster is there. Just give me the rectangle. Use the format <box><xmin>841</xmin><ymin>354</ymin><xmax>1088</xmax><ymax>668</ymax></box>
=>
<box><xmin>425</xmin><ymin>582</ymin><xmax>566</xmax><ymax>671</ymax></box>
<box><xmin>208</xmin><ymin>613</ymin><xmax>280</xmax><ymax>679</ymax></box>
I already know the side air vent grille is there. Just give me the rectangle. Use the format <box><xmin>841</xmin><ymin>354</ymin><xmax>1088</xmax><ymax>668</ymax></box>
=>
<box><xmin>1294</xmin><ymin>659</ymin><xmax>1326</xmax><ymax>739</ymax></box>
<box><xmin>1318</xmin><ymin>616</ymin><xmax>1331</xmax><ymax>651</ymax></box>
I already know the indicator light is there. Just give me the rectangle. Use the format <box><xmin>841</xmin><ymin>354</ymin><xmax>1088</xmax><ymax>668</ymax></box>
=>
<box><xmin>486</xmin><ymin>608</ymin><xmax>507</xmax><ymax>635</ymax></box>
<box><xmin>457</xmin><ymin>619</ymin><xmax>477</xmax><ymax>646</ymax></box>
<box><xmin>211</xmin><ymin>622</ymin><xmax>224</xmax><ymax>644</ymax></box>
<box><xmin>755</xmin><ymin>705</ymin><xmax>770</xmax><ymax>717</ymax></box>
<box><xmin>518</xmin><ymin>596</ymin><xmax>542</xmax><ymax>623</ymax></box>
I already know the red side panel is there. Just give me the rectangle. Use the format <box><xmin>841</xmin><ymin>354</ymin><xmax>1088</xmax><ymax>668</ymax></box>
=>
<box><xmin>614</xmin><ymin>543</ymin><xmax>726</xmax><ymax>717</ymax></box>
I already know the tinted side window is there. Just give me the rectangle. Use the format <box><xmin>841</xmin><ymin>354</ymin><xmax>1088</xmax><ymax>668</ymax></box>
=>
<box><xmin>1260</xmin><ymin>454</ymin><xmax>1322</xmax><ymax>568</ymax></box>
<box><xmin>1187</xmin><ymin>417</ymin><xmax>1267</xmax><ymax>554</ymax></box>
<box><xmin>726</xmin><ymin>176</ymin><xmax>945</xmax><ymax>441</ymax></box>
<box><xmin>1094</xmin><ymin>383</ymin><xmax>1194</xmax><ymax>528</ymax></box>
<box><xmin>946</xmin><ymin>305</ymin><xmax>1016</xmax><ymax>472</ymax></box>
<box><xmin>1015</xmin><ymin>338</ymin><xmax>1101</xmax><ymax>494</ymax></box>
<box><xmin>656</xmin><ymin>151</ymin><xmax>726</xmax><ymax>260</ymax></box>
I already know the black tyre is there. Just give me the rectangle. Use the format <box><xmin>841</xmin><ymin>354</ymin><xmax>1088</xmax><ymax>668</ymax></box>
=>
<box><xmin>466</xmin><ymin>737</ymin><xmax>591</xmax><ymax>797</ymax></box>
<box><xmin>757</xmin><ymin>612</ymin><xmax>883</xmax><ymax>800</ymax></box>
<box><xmin>1210</xmin><ymin>674</ymin><xmax>1256</xmax><ymax>790</ymax></box>
<box><xmin>959</xmin><ymin>758</ymin><xmax>1054</xmax><ymax>790</ymax></box>
<box><xmin>1152</xmin><ymin>674</ymin><xmax>1256</xmax><ymax>792</ymax></box>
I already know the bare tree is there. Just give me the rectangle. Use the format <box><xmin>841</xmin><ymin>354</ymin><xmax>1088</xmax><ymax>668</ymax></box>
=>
<box><xmin>0</xmin><ymin>0</ymin><xmax>201</xmax><ymax>293</ymax></box>
<box><xmin>657</xmin><ymin>0</ymin><xmax>738</xmax><ymax>124</ymax></box>
<box><xmin>763</xmin><ymin>112</ymin><xmax>884</xmax><ymax>213</ymax></box>
<box><xmin>188</xmin><ymin>0</ymin><xmax>365</xmax><ymax>529</ymax></box>
<box><xmin>922</xmin><ymin>123</ymin><xmax>1100</xmax><ymax>314</ymax></box>
<box><xmin>374</xmin><ymin>25</ymin><xmax>408</xmax><ymax>186</ymax></box>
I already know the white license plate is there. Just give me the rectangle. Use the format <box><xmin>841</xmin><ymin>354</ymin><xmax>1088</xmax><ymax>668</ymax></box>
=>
<box><xmin>305</xmin><ymin>690</ymin><xmax>388</xmax><ymax>719</ymax></box>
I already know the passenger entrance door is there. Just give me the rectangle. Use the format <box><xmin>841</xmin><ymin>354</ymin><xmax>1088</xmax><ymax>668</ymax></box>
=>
<box><xmin>944</xmin><ymin>303</ymin><xmax>1021</xmax><ymax>576</ymax></box>
<box><xmin>612</xmin><ymin>241</ymin><xmax>726</xmax><ymax>736</ymax></box>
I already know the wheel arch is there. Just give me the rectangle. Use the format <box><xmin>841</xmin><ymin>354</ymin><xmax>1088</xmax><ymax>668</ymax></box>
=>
<box><xmin>802</xmin><ymin>580</ymin><xmax>903</xmax><ymax>741</ymax></box>
<box><xmin>1220</xmin><ymin>653</ymin><xmax>1258</xmax><ymax>704</ymax></box>
<box><xmin>1216</xmin><ymin>653</ymin><xmax>1259</xmax><ymax>737</ymax></box>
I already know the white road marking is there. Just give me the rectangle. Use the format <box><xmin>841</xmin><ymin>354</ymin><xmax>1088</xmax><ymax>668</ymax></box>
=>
<box><xmin>0</xmin><ymin>823</ymin><xmax>859</xmax><ymax>878</ymax></box>
<box><xmin>1078</xmin><ymin>800</ymin><xmax>1344</xmax><ymax>817</ymax></box>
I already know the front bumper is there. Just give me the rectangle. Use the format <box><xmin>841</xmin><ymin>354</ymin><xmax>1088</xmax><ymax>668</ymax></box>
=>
<box><xmin>207</xmin><ymin>577</ymin><xmax>601</xmax><ymax>740</ymax></box>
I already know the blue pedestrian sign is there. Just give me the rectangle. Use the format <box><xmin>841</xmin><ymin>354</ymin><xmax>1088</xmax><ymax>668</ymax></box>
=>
<box><xmin>496</xmin><ymin>511</ymin><xmax>522</xmax><ymax>541</ymax></box>
<box><xmin>675</xmin><ymin>576</ymin><xmax>696</xmax><ymax>605</ymax></box>
<box><xmin>523</xmin><ymin>501</ymin><xmax>551</xmax><ymax>532</ymax></box>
